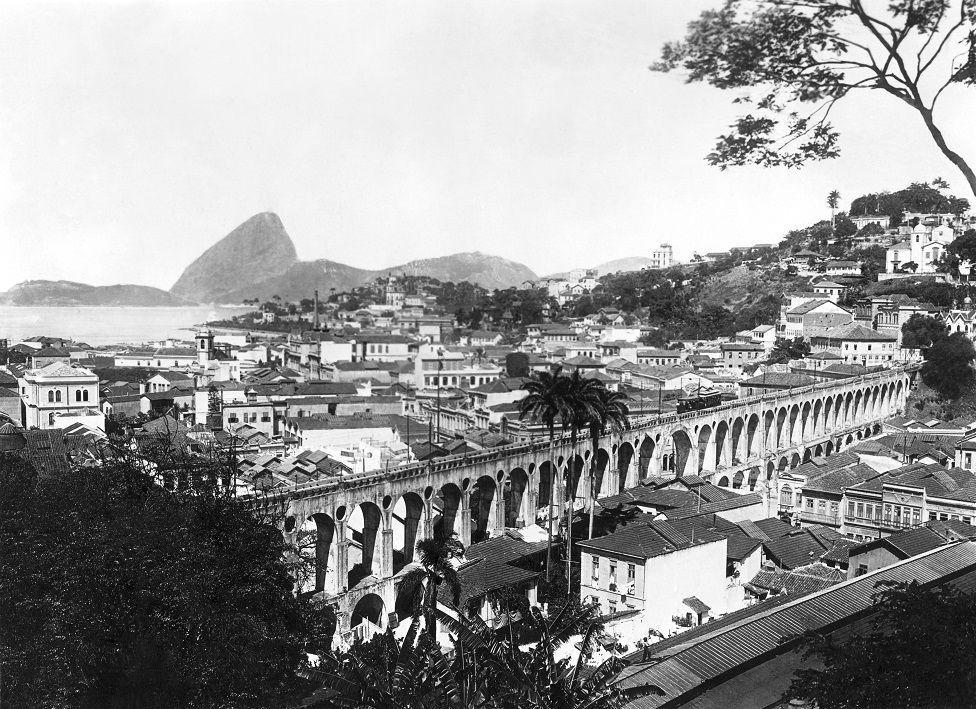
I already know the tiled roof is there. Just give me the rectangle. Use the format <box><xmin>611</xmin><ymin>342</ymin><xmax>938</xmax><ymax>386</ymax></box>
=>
<box><xmin>748</xmin><ymin>563</ymin><xmax>845</xmax><ymax>596</ymax></box>
<box><xmin>577</xmin><ymin>520</ymin><xmax>725</xmax><ymax>560</ymax></box>
<box><xmin>740</xmin><ymin>372</ymin><xmax>818</xmax><ymax>388</ymax></box>
<box><xmin>763</xmin><ymin>529</ymin><xmax>833</xmax><ymax>570</ymax></box>
<box><xmin>786</xmin><ymin>298</ymin><xmax>834</xmax><ymax>315</ymax></box>
<box><xmin>819</xmin><ymin>323</ymin><xmax>896</xmax><ymax>342</ymax></box>
<box><xmin>726</xmin><ymin>533</ymin><xmax>762</xmax><ymax>561</ymax></box>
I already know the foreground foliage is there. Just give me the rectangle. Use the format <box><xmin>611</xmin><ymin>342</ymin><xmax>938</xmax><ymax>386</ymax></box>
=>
<box><xmin>0</xmin><ymin>452</ymin><xmax>318</xmax><ymax>709</ymax></box>
<box><xmin>312</xmin><ymin>601</ymin><xmax>663</xmax><ymax>709</ymax></box>
<box><xmin>789</xmin><ymin>581</ymin><xmax>976</xmax><ymax>709</ymax></box>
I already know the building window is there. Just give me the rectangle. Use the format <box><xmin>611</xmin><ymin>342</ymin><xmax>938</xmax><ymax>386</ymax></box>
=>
<box><xmin>55</xmin><ymin>391</ymin><xmax>62</xmax><ymax>403</ymax></box>
<box><xmin>627</xmin><ymin>563</ymin><xmax>635</xmax><ymax>583</ymax></box>
<box><xmin>856</xmin><ymin>563</ymin><xmax>869</xmax><ymax>577</ymax></box>
<box><xmin>591</xmin><ymin>556</ymin><xmax>599</xmax><ymax>582</ymax></box>
<box><xmin>48</xmin><ymin>391</ymin><xmax>54</xmax><ymax>403</ymax></box>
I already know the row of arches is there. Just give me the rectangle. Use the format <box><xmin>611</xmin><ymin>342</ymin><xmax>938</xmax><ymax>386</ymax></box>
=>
<box><xmin>289</xmin><ymin>376</ymin><xmax>907</xmax><ymax>599</ymax></box>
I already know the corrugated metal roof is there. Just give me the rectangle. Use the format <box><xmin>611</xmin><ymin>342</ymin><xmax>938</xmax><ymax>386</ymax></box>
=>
<box><xmin>616</xmin><ymin>541</ymin><xmax>976</xmax><ymax>708</ymax></box>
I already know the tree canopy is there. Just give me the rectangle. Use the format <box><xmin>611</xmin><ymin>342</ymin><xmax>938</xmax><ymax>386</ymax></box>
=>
<box><xmin>921</xmin><ymin>330</ymin><xmax>976</xmax><ymax>398</ymax></box>
<box><xmin>767</xmin><ymin>336</ymin><xmax>811</xmax><ymax>364</ymax></box>
<box><xmin>789</xmin><ymin>581</ymin><xmax>976</xmax><ymax>709</ymax></box>
<box><xmin>0</xmin><ymin>451</ymin><xmax>318</xmax><ymax>709</ymax></box>
<box><xmin>654</xmin><ymin>2</ymin><xmax>976</xmax><ymax>195</ymax></box>
<box><xmin>901</xmin><ymin>313</ymin><xmax>949</xmax><ymax>348</ymax></box>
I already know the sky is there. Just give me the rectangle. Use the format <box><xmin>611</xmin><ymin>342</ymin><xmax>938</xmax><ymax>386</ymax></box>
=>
<box><xmin>1</xmin><ymin>1</ymin><xmax>975</xmax><ymax>291</ymax></box>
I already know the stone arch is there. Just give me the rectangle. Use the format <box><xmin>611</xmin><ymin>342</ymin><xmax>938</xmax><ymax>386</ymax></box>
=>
<box><xmin>470</xmin><ymin>474</ymin><xmax>497</xmax><ymax>543</ymax></box>
<box><xmin>566</xmin><ymin>454</ymin><xmax>586</xmax><ymax>504</ymax></box>
<box><xmin>347</xmin><ymin>501</ymin><xmax>382</xmax><ymax>589</ymax></box>
<box><xmin>880</xmin><ymin>383</ymin><xmax>889</xmax><ymax>414</ymax></box>
<box><xmin>593</xmin><ymin>448</ymin><xmax>611</xmax><ymax>500</ymax></box>
<box><xmin>825</xmin><ymin>440</ymin><xmax>834</xmax><ymax>455</ymax></box>
<box><xmin>814</xmin><ymin>443</ymin><xmax>824</xmax><ymax>456</ymax></box>
<box><xmin>778</xmin><ymin>456</ymin><xmax>789</xmax><ymax>472</ymax></box>
<box><xmin>670</xmin><ymin>428</ymin><xmax>694</xmax><ymax>477</ymax></box>
<box><xmin>790</xmin><ymin>452</ymin><xmax>801</xmax><ymax>469</ymax></box>
<box><xmin>895</xmin><ymin>380</ymin><xmax>904</xmax><ymax>405</ymax></box>
<box><xmin>823</xmin><ymin>395</ymin><xmax>833</xmax><ymax>431</ymax></box>
<box><xmin>731</xmin><ymin>417</ymin><xmax>744</xmax><ymax>463</ymax></box>
<box><xmin>853</xmin><ymin>390</ymin><xmax>863</xmax><ymax>422</ymax></box>
<box><xmin>800</xmin><ymin>402</ymin><xmax>811</xmax><ymax>441</ymax></box>
<box><xmin>435</xmin><ymin>482</ymin><xmax>462</xmax><ymax>540</ymax></box>
<box><xmin>775</xmin><ymin>407</ymin><xmax>788</xmax><ymax>448</ymax></box>
<box><xmin>505</xmin><ymin>467</ymin><xmax>529</xmax><ymax>527</ymax></box>
<box><xmin>714</xmin><ymin>420</ymin><xmax>730</xmax><ymax>469</ymax></box>
<box><xmin>638</xmin><ymin>436</ymin><xmax>656</xmax><ymax>479</ymax></box>
<box><xmin>351</xmin><ymin>592</ymin><xmax>386</xmax><ymax>629</ymax></box>
<box><xmin>538</xmin><ymin>461</ymin><xmax>556</xmax><ymax>510</ymax></box>
<box><xmin>732</xmin><ymin>470</ymin><xmax>744</xmax><ymax>489</ymax></box>
<box><xmin>833</xmin><ymin>396</ymin><xmax>844</xmax><ymax>430</ymax></box>
<box><xmin>873</xmin><ymin>423</ymin><xmax>882</xmax><ymax>435</ymax></box>
<box><xmin>813</xmin><ymin>399</ymin><xmax>823</xmax><ymax>436</ymax></box>
<box><xmin>617</xmin><ymin>442</ymin><xmax>635</xmax><ymax>492</ymax></box>
<box><xmin>392</xmin><ymin>491</ymin><xmax>426</xmax><ymax>570</ymax></box>
<box><xmin>803</xmin><ymin>448</ymin><xmax>813</xmax><ymax>462</ymax></box>
<box><xmin>871</xmin><ymin>385</ymin><xmax>881</xmax><ymax>417</ymax></box>
<box><xmin>746</xmin><ymin>414</ymin><xmax>760</xmax><ymax>457</ymax></box>
<box><xmin>844</xmin><ymin>392</ymin><xmax>854</xmax><ymax>426</ymax></box>
<box><xmin>718</xmin><ymin>475</ymin><xmax>730</xmax><ymax>488</ymax></box>
<box><xmin>846</xmin><ymin>434</ymin><xmax>854</xmax><ymax>445</ymax></box>
<box><xmin>788</xmin><ymin>404</ymin><xmax>800</xmax><ymax>446</ymax></box>
<box><xmin>763</xmin><ymin>410</ymin><xmax>776</xmax><ymax>451</ymax></box>
<box><xmin>307</xmin><ymin>512</ymin><xmax>336</xmax><ymax>595</ymax></box>
<box><xmin>697</xmin><ymin>424</ymin><xmax>713</xmax><ymax>473</ymax></box>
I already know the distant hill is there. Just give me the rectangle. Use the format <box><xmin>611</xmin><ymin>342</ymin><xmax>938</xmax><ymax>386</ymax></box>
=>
<box><xmin>5</xmin><ymin>212</ymin><xmax>540</xmax><ymax>306</ymax></box>
<box><xmin>218</xmin><ymin>251</ymin><xmax>538</xmax><ymax>302</ymax></box>
<box><xmin>1</xmin><ymin>281</ymin><xmax>188</xmax><ymax>307</ymax></box>
<box><xmin>169</xmin><ymin>212</ymin><xmax>539</xmax><ymax>302</ymax></box>
<box><xmin>390</xmin><ymin>252</ymin><xmax>537</xmax><ymax>290</ymax></box>
<box><xmin>170</xmin><ymin>212</ymin><xmax>298</xmax><ymax>303</ymax></box>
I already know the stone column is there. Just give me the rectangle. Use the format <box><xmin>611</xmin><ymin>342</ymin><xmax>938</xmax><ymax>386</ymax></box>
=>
<box><xmin>336</xmin><ymin>521</ymin><xmax>350</xmax><ymax>593</ymax></box>
<box><xmin>492</xmin><ymin>480</ymin><xmax>506</xmax><ymax>533</ymax></box>
<box><xmin>380</xmin><ymin>512</ymin><xmax>394</xmax><ymax>579</ymax></box>
<box><xmin>460</xmin><ymin>490</ymin><xmax>472</xmax><ymax>547</ymax></box>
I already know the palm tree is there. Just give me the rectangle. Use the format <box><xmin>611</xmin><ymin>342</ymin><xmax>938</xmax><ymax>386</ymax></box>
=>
<box><xmin>586</xmin><ymin>387</ymin><xmax>631</xmax><ymax>540</ymax></box>
<box><xmin>560</xmin><ymin>370</ymin><xmax>605</xmax><ymax>595</ymax></box>
<box><xmin>827</xmin><ymin>189</ymin><xmax>841</xmax><ymax>228</ymax></box>
<box><xmin>437</xmin><ymin>599</ymin><xmax>665</xmax><ymax>709</ymax></box>
<box><xmin>396</xmin><ymin>531</ymin><xmax>463</xmax><ymax>640</ymax></box>
<box><xmin>519</xmin><ymin>366</ymin><xmax>574</xmax><ymax>583</ymax></box>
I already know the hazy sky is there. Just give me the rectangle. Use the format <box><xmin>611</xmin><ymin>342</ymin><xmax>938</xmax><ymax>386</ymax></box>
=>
<box><xmin>1</xmin><ymin>1</ymin><xmax>975</xmax><ymax>290</ymax></box>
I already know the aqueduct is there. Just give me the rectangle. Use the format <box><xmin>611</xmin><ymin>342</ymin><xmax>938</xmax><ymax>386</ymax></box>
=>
<box><xmin>245</xmin><ymin>368</ymin><xmax>910</xmax><ymax>637</ymax></box>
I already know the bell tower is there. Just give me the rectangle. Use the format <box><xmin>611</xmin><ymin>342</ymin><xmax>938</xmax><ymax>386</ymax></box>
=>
<box><xmin>195</xmin><ymin>330</ymin><xmax>215</xmax><ymax>366</ymax></box>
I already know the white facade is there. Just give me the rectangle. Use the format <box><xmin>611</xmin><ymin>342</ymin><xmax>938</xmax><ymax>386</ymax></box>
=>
<box><xmin>580</xmin><ymin>537</ymin><xmax>728</xmax><ymax>636</ymax></box>
<box><xmin>20</xmin><ymin>362</ymin><xmax>100</xmax><ymax>429</ymax></box>
<box><xmin>886</xmin><ymin>223</ymin><xmax>954</xmax><ymax>274</ymax></box>
<box><xmin>647</xmin><ymin>243</ymin><xmax>674</xmax><ymax>270</ymax></box>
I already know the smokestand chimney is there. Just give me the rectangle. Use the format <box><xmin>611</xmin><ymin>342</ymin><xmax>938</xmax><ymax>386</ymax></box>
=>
<box><xmin>313</xmin><ymin>290</ymin><xmax>320</xmax><ymax>330</ymax></box>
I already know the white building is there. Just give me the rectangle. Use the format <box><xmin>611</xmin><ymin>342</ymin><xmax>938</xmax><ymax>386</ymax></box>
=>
<box><xmin>578</xmin><ymin>520</ymin><xmax>728</xmax><ymax>636</ymax></box>
<box><xmin>809</xmin><ymin>323</ymin><xmax>897</xmax><ymax>365</ymax></box>
<box><xmin>647</xmin><ymin>243</ymin><xmax>674</xmax><ymax>270</ymax></box>
<box><xmin>886</xmin><ymin>223</ymin><xmax>954</xmax><ymax>274</ymax></box>
<box><xmin>19</xmin><ymin>362</ymin><xmax>101</xmax><ymax>430</ymax></box>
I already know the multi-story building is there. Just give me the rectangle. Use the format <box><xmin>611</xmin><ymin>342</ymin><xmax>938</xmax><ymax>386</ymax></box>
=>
<box><xmin>646</xmin><ymin>243</ymin><xmax>674</xmax><ymax>270</ymax></box>
<box><xmin>414</xmin><ymin>347</ymin><xmax>502</xmax><ymax>390</ymax></box>
<box><xmin>19</xmin><ymin>362</ymin><xmax>101</xmax><ymax>429</ymax></box>
<box><xmin>843</xmin><ymin>462</ymin><xmax>976</xmax><ymax>541</ymax></box>
<box><xmin>885</xmin><ymin>222</ymin><xmax>954</xmax><ymax>274</ymax></box>
<box><xmin>809</xmin><ymin>323</ymin><xmax>897</xmax><ymax>365</ymax></box>
<box><xmin>578</xmin><ymin>520</ymin><xmax>728</xmax><ymax>635</ymax></box>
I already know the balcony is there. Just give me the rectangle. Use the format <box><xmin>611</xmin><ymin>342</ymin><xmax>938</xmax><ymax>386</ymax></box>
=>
<box><xmin>799</xmin><ymin>510</ymin><xmax>841</xmax><ymax>526</ymax></box>
<box><xmin>845</xmin><ymin>514</ymin><xmax>921</xmax><ymax>531</ymax></box>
